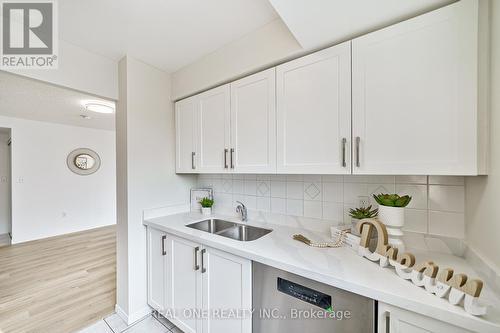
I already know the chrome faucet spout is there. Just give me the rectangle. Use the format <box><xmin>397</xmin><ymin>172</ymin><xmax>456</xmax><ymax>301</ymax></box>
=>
<box><xmin>235</xmin><ymin>201</ymin><xmax>247</xmax><ymax>222</ymax></box>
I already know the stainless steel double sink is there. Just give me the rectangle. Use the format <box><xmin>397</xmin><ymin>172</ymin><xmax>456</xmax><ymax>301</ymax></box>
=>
<box><xmin>186</xmin><ymin>219</ymin><xmax>272</xmax><ymax>242</ymax></box>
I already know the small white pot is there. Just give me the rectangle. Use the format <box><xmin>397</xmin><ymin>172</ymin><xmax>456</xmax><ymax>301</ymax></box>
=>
<box><xmin>377</xmin><ymin>205</ymin><xmax>405</xmax><ymax>251</ymax></box>
<box><xmin>201</xmin><ymin>207</ymin><xmax>212</xmax><ymax>216</ymax></box>
<box><xmin>351</xmin><ymin>218</ymin><xmax>362</xmax><ymax>236</ymax></box>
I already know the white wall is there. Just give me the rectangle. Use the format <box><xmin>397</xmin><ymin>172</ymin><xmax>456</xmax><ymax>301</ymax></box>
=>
<box><xmin>0</xmin><ymin>131</ymin><xmax>11</xmax><ymax>235</ymax></box>
<box><xmin>0</xmin><ymin>116</ymin><xmax>116</xmax><ymax>243</ymax></box>
<box><xmin>4</xmin><ymin>40</ymin><xmax>119</xmax><ymax>100</ymax></box>
<box><xmin>465</xmin><ymin>1</ymin><xmax>500</xmax><ymax>271</ymax></box>
<box><xmin>171</xmin><ymin>19</ymin><xmax>302</xmax><ymax>100</ymax></box>
<box><xmin>116</xmin><ymin>56</ymin><xmax>196</xmax><ymax>323</ymax></box>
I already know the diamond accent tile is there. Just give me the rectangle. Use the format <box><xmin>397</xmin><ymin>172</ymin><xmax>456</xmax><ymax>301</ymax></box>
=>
<box><xmin>257</xmin><ymin>181</ymin><xmax>270</xmax><ymax>196</ymax></box>
<box><xmin>371</xmin><ymin>185</ymin><xmax>390</xmax><ymax>196</ymax></box>
<box><xmin>305</xmin><ymin>183</ymin><xmax>320</xmax><ymax>200</ymax></box>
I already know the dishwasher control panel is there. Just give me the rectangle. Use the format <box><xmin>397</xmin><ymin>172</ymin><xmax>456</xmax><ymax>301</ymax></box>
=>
<box><xmin>277</xmin><ymin>277</ymin><xmax>332</xmax><ymax>310</ymax></box>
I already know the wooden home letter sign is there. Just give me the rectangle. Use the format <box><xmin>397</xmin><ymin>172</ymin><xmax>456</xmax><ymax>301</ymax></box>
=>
<box><xmin>356</xmin><ymin>218</ymin><xmax>487</xmax><ymax>316</ymax></box>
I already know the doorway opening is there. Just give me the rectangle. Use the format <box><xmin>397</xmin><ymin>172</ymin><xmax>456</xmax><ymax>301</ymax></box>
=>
<box><xmin>0</xmin><ymin>127</ymin><xmax>11</xmax><ymax>247</ymax></box>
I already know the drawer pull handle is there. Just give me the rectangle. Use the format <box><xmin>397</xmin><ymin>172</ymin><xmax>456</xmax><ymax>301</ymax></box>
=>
<box><xmin>341</xmin><ymin>138</ymin><xmax>347</xmax><ymax>167</ymax></box>
<box><xmin>194</xmin><ymin>246</ymin><xmax>200</xmax><ymax>271</ymax></box>
<box><xmin>201</xmin><ymin>248</ymin><xmax>207</xmax><ymax>273</ymax></box>
<box><xmin>355</xmin><ymin>137</ymin><xmax>361</xmax><ymax>167</ymax></box>
<box><xmin>224</xmin><ymin>149</ymin><xmax>228</xmax><ymax>169</ymax></box>
<box><xmin>161</xmin><ymin>235</ymin><xmax>166</xmax><ymax>256</ymax></box>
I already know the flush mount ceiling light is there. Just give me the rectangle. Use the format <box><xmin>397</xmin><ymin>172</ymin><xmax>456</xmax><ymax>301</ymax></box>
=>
<box><xmin>82</xmin><ymin>100</ymin><xmax>115</xmax><ymax>114</ymax></box>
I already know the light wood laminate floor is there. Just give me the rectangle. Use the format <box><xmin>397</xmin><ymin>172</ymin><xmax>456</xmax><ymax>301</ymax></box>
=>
<box><xmin>0</xmin><ymin>226</ymin><xmax>116</xmax><ymax>333</ymax></box>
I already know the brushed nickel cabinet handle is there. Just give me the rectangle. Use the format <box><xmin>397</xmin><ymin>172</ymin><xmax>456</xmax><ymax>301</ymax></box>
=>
<box><xmin>194</xmin><ymin>246</ymin><xmax>200</xmax><ymax>271</ymax></box>
<box><xmin>230</xmin><ymin>148</ymin><xmax>234</xmax><ymax>169</ymax></box>
<box><xmin>355</xmin><ymin>137</ymin><xmax>361</xmax><ymax>167</ymax></box>
<box><xmin>341</xmin><ymin>138</ymin><xmax>347</xmax><ymax>167</ymax></box>
<box><xmin>201</xmin><ymin>248</ymin><xmax>207</xmax><ymax>273</ymax></box>
<box><xmin>191</xmin><ymin>152</ymin><xmax>196</xmax><ymax>170</ymax></box>
<box><xmin>161</xmin><ymin>235</ymin><xmax>166</xmax><ymax>256</ymax></box>
<box><xmin>224</xmin><ymin>149</ymin><xmax>228</xmax><ymax>169</ymax></box>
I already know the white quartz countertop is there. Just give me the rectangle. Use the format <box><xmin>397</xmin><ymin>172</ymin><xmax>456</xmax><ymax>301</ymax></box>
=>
<box><xmin>144</xmin><ymin>212</ymin><xmax>500</xmax><ymax>333</ymax></box>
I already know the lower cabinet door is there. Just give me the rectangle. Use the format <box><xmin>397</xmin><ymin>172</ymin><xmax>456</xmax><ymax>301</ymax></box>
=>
<box><xmin>166</xmin><ymin>235</ymin><xmax>202</xmax><ymax>333</ymax></box>
<box><xmin>147</xmin><ymin>227</ymin><xmax>167</xmax><ymax>311</ymax></box>
<box><xmin>201</xmin><ymin>247</ymin><xmax>252</xmax><ymax>333</ymax></box>
<box><xmin>378</xmin><ymin>302</ymin><xmax>473</xmax><ymax>333</ymax></box>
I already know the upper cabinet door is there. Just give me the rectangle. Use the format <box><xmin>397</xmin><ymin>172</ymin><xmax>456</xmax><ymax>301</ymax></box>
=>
<box><xmin>175</xmin><ymin>97</ymin><xmax>197</xmax><ymax>173</ymax></box>
<box><xmin>352</xmin><ymin>0</ymin><xmax>484</xmax><ymax>175</ymax></box>
<box><xmin>230</xmin><ymin>69</ymin><xmax>276</xmax><ymax>173</ymax></box>
<box><xmin>276</xmin><ymin>42</ymin><xmax>352</xmax><ymax>174</ymax></box>
<box><xmin>197</xmin><ymin>85</ymin><xmax>231</xmax><ymax>173</ymax></box>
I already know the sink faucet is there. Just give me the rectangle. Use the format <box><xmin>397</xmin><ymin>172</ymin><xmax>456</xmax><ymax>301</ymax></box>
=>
<box><xmin>236</xmin><ymin>201</ymin><xmax>247</xmax><ymax>222</ymax></box>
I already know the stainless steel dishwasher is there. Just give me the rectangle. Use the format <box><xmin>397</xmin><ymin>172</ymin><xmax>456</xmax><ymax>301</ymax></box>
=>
<box><xmin>253</xmin><ymin>262</ymin><xmax>376</xmax><ymax>332</ymax></box>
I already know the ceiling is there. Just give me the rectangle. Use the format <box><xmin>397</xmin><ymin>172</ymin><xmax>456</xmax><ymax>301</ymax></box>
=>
<box><xmin>268</xmin><ymin>0</ymin><xmax>455</xmax><ymax>49</ymax></box>
<box><xmin>0</xmin><ymin>72</ymin><xmax>115</xmax><ymax>131</ymax></box>
<box><xmin>59</xmin><ymin>0</ymin><xmax>278</xmax><ymax>72</ymax></box>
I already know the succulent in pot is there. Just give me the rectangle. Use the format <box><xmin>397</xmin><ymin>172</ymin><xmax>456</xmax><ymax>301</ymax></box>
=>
<box><xmin>373</xmin><ymin>193</ymin><xmax>412</xmax><ymax>251</ymax></box>
<box><xmin>348</xmin><ymin>206</ymin><xmax>378</xmax><ymax>236</ymax></box>
<box><xmin>199</xmin><ymin>197</ymin><xmax>214</xmax><ymax>216</ymax></box>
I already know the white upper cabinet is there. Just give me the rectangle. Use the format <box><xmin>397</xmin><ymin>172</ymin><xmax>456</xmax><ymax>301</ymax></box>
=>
<box><xmin>352</xmin><ymin>0</ymin><xmax>487</xmax><ymax>175</ymax></box>
<box><xmin>175</xmin><ymin>0</ymin><xmax>487</xmax><ymax>176</ymax></box>
<box><xmin>175</xmin><ymin>97</ymin><xmax>197</xmax><ymax>173</ymax></box>
<box><xmin>196</xmin><ymin>85</ymin><xmax>231</xmax><ymax>173</ymax></box>
<box><xmin>230</xmin><ymin>69</ymin><xmax>276</xmax><ymax>173</ymax></box>
<box><xmin>276</xmin><ymin>41</ymin><xmax>352</xmax><ymax>174</ymax></box>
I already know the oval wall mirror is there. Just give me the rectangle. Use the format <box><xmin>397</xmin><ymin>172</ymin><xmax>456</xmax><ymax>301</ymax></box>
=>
<box><xmin>67</xmin><ymin>148</ymin><xmax>101</xmax><ymax>175</ymax></box>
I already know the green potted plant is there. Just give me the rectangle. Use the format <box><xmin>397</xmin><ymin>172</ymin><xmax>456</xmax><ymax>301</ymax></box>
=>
<box><xmin>348</xmin><ymin>206</ymin><xmax>378</xmax><ymax>236</ymax></box>
<box><xmin>373</xmin><ymin>193</ymin><xmax>412</xmax><ymax>251</ymax></box>
<box><xmin>199</xmin><ymin>197</ymin><xmax>214</xmax><ymax>216</ymax></box>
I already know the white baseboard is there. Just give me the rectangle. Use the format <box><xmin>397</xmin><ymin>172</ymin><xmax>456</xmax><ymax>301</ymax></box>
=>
<box><xmin>115</xmin><ymin>304</ymin><xmax>152</xmax><ymax>326</ymax></box>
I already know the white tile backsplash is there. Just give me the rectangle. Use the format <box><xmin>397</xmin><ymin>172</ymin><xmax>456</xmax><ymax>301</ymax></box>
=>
<box><xmin>304</xmin><ymin>200</ymin><xmax>322</xmax><ymax>218</ymax></box>
<box><xmin>256</xmin><ymin>180</ymin><xmax>271</xmax><ymax>197</ymax></box>
<box><xmin>270</xmin><ymin>181</ymin><xmax>286</xmax><ymax>198</ymax></box>
<box><xmin>396</xmin><ymin>184</ymin><xmax>427</xmax><ymax>210</ymax></box>
<box><xmin>271</xmin><ymin>197</ymin><xmax>286</xmax><ymax>214</ymax></box>
<box><xmin>429</xmin><ymin>185</ymin><xmax>465</xmax><ymax>212</ymax></box>
<box><xmin>256</xmin><ymin>196</ymin><xmax>271</xmax><ymax>212</ymax></box>
<box><xmin>322</xmin><ymin>182</ymin><xmax>343</xmax><ymax>202</ymax></box>
<box><xmin>404</xmin><ymin>209</ymin><xmax>428</xmax><ymax>233</ymax></box>
<box><xmin>286</xmin><ymin>199</ymin><xmax>304</xmax><ymax>216</ymax></box>
<box><xmin>244</xmin><ymin>180</ymin><xmax>257</xmax><ymax>196</ymax></box>
<box><xmin>286</xmin><ymin>181</ymin><xmax>304</xmax><ymax>199</ymax></box>
<box><xmin>429</xmin><ymin>211</ymin><xmax>465</xmax><ymax>238</ymax></box>
<box><xmin>395</xmin><ymin>175</ymin><xmax>428</xmax><ymax>184</ymax></box>
<box><xmin>198</xmin><ymin>174</ymin><xmax>466</xmax><ymax>239</ymax></box>
<box><xmin>429</xmin><ymin>175</ymin><xmax>464</xmax><ymax>186</ymax></box>
<box><xmin>304</xmin><ymin>182</ymin><xmax>322</xmax><ymax>201</ymax></box>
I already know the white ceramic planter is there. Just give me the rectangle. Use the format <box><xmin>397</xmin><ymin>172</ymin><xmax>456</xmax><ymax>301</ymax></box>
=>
<box><xmin>351</xmin><ymin>218</ymin><xmax>362</xmax><ymax>236</ymax></box>
<box><xmin>377</xmin><ymin>205</ymin><xmax>405</xmax><ymax>251</ymax></box>
<box><xmin>201</xmin><ymin>207</ymin><xmax>212</xmax><ymax>216</ymax></box>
